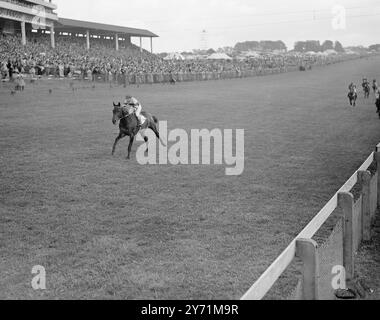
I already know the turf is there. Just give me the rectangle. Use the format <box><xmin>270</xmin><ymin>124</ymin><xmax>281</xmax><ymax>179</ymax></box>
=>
<box><xmin>0</xmin><ymin>56</ymin><xmax>379</xmax><ymax>300</ymax></box>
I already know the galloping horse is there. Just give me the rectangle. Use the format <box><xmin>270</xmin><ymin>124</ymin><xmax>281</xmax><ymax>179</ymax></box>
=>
<box><xmin>373</xmin><ymin>80</ymin><xmax>379</xmax><ymax>94</ymax></box>
<box><xmin>376</xmin><ymin>92</ymin><xmax>380</xmax><ymax>119</ymax></box>
<box><xmin>362</xmin><ymin>80</ymin><xmax>371</xmax><ymax>99</ymax></box>
<box><xmin>348</xmin><ymin>85</ymin><xmax>358</xmax><ymax>107</ymax></box>
<box><xmin>111</xmin><ymin>102</ymin><xmax>166</xmax><ymax>159</ymax></box>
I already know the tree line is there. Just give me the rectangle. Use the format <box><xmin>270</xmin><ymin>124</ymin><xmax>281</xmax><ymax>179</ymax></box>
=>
<box><xmin>233</xmin><ymin>40</ymin><xmax>345</xmax><ymax>53</ymax></box>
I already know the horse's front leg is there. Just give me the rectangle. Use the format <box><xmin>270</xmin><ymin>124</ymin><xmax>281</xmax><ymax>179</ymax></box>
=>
<box><xmin>112</xmin><ymin>133</ymin><xmax>126</xmax><ymax>155</ymax></box>
<box><xmin>127</xmin><ymin>135</ymin><xmax>135</xmax><ymax>160</ymax></box>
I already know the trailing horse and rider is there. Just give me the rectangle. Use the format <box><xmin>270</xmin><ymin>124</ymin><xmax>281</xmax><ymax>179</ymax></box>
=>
<box><xmin>348</xmin><ymin>82</ymin><xmax>358</xmax><ymax>107</ymax></box>
<box><xmin>376</xmin><ymin>90</ymin><xmax>380</xmax><ymax>119</ymax></box>
<box><xmin>373</xmin><ymin>79</ymin><xmax>378</xmax><ymax>94</ymax></box>
<box><xmin>111</xmin><ymin>95</ymin><xmax>166</xmax><ymax>159</ymax></box>
<box><xmin>362</xmin><ymin>78</ymin><xmax>371</xmax><ymax>99</ymax></box>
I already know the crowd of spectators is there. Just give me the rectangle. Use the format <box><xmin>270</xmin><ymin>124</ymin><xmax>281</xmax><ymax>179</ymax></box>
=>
<box><xmin>0</xmin><ymin>33</ymin><xmax>351</xmax><ymax>82</ymax></box>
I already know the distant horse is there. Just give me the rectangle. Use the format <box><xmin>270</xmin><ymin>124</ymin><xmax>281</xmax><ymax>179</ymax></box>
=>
<box><xmin>111</xmin><ymin>102</ymin><xmax>166</xmax><ymax>159</ymax></box>
<box><xmin>348</xmin><ymin>88</ymin><xmax>358</xmax><ymax>107</ymax></box>
<box><xmin>376</xmin><ymin>96</ymin><xmax>380</xmax><ymax>119</ymax></box>
<box><xmin>363</xmin><ymin>83</ymin><xmax>371</xmax><ymax>99</ymax></box>
<box><xmin>373</xmin><ymin>80</ymin><xmax>378</xmax><ymax>94</ymax></box>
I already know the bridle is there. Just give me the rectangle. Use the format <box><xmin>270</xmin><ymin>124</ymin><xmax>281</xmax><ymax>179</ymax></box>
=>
<box><xmin>115</xmin><ymin>105</ymin><xmax>135</xmax><ymax>122</ymax></box>
<box><xmin>118</xmin><ymin>112</ymin><xmax>133</xmax><ymax>121</ymax></box>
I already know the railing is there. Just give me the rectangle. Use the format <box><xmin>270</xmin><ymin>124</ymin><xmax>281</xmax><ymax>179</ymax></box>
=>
<box><xmin>241</xmin><ymin>143</ymin><xmax>380</xmax><ymax>300</ymax></box>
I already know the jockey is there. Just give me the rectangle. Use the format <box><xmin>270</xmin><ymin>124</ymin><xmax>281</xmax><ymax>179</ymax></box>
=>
<box><xmin>362</xmin><ymin>78</ymin><xmax>369</xmax><ymax>89</ymax></box>
<box><xmin>349</xmin><ymin>83</ymin><xmax>356</xmax><ymax>93</ymax></box>
<box><xmin>124</xmin><ymin>95</ymin><xmax>143</xmax><ymax>128</ymax></box>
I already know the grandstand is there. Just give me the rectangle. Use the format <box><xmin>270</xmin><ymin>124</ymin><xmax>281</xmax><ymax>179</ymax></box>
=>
<box><xmin>0</xmin><ymin>0</ymin><xmax>158</xmax><ymax>52</ymax></box>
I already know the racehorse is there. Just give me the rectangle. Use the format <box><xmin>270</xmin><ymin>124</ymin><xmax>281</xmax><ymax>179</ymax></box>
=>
<box><xmin>363</xmin><ymin>82</ymin><xmax>371</xmax><ymax>99</ymax></box>
<box><xmin>376</xmin><ymin>94</ymin><xmax>380</xmax><ymax>119</ymax></box>
<box><xmin>373</xmin><ymin>80</ymin><xmax>378</xmax><ymax>94</ymax></box>
<box><xmin>348</xmin><ymin>87</ymin><xmax>358</xmax><ymax>107</ymax></box>
<box><xmin>111</xmin><ymin>102</ymin><xmax>166</xmax><ymax>159</ymax></box>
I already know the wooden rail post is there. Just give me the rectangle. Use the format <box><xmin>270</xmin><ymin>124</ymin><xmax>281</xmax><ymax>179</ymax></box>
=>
<box><xmin>376</xmin><ymin>150</ymin><xmax>380</xmax><ymax>209</ymax></box>
<box><xmin>296</xmin><ymin>239</ymin><xmax>319</xmax><ymax>300</ymax></box>
<box><xmin>338</xmin><ymin>192</ymin><xmax>355</xmax><ymax>280</ymax></box>
<box><xmin>358</xmin><ymin>171</ymin><xmax>372</xmax><ymax>241</ymax></box>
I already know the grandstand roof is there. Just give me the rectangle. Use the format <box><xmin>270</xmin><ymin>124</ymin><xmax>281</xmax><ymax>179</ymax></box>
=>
<box><xmin>56</xmin><ymin>18</ymin><xmax>158</xmax><ymax>38</ymax></box>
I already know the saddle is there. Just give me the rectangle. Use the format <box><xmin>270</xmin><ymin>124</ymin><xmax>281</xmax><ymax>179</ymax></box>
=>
<box><xmin>139</xmin><ymin>114</ymin><xmax>147</xmax><ymax>126</ymax></box>
<box><xmin>348</xmin><ymin>91</ymin><xmax>357</xmax><ymax>98</ymax></box>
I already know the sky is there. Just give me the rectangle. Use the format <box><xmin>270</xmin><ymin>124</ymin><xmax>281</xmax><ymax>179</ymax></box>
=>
<box><xmin>53</xmin><ymin>0</ymin><xmax>380</xmax><ymax>53</ymax></box>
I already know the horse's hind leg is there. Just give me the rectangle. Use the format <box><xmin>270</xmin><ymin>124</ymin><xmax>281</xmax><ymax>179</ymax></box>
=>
<box><xmin>112</xmin><ymin>133</ymin><xmax>126</xmax><ymax>155</ymax></box>
<box><xmin>150</xmin><ymin>124</ymin><xmax>166</xmax><ymax>147</ymax></box>
<box><xmin>139</xmin><ymin>129</ymin><xmax>149</xmax><ymax>153</ymax></box>
<box><xmin>143</xmin><ymin>136</ymin><xmax>149</xmax><ymax>153</ymax></box>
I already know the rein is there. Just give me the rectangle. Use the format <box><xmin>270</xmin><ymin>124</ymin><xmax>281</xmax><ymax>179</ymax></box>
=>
<box><xmin>118</xmin><ymin>113</ymin><xmax>133</xmax><ymax>121</ymax></box>
<box><xmin>114</xmin><ymin>104</ymin><xmax>138</xmax><ymax>122</ymax></box>
<box><xmin>117</xmin><ymin>107</ymin><xmax>135</xmax><ymax>122</ymax></box>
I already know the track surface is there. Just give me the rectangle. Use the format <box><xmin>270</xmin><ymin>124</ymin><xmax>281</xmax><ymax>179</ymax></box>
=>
<box><xmin>0</xmin><ymin>56</ymin><xmax>379</xmax><ymax>299</ymax></box>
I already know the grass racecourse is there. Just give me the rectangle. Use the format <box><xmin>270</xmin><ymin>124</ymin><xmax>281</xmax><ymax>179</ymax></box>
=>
<box><xmin>0</xmin><ymin>56</ymin><xmax>380</xmax><ymax>300</ymax></box>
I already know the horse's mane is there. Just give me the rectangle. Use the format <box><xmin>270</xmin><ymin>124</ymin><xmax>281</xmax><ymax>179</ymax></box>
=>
<box><xmin>121</xmin><ymin>106</ymin><xmax>130</xmax><ymax>115</ymax></box>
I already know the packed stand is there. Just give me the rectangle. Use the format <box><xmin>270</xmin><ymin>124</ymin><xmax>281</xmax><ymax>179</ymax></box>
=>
<box><xmin>0</xmin><ymin>33</ymin><xmax>356</xmax><ymax>82</ymax></box>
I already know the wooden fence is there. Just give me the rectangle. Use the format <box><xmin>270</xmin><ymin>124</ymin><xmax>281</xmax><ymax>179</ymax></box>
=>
<box><xmin>241</xmin><ymin>143</ymin><xmax>380</xmax><ymax>300</ymax></box>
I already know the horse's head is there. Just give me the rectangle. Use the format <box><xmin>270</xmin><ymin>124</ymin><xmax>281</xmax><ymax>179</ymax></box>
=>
<box><xmin>112</xmin><ymin>102</ymin><xmax>135</xmax><ymax>125</ymax></box>
<box><xmin>112</xmin><ymin>102</ymin><xmax>123</xmax><ymax>125</ymax></box>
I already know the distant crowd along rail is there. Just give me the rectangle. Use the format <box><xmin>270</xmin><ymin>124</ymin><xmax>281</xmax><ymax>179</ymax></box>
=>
<box><xmin>23</xmin><ymin>53</ymin><xmax>374</xmax><ymax>85</ymax></box>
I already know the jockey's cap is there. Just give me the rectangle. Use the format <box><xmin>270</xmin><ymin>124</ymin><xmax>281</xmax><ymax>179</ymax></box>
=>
<box><xmin>124</xmin><ymin>95</ymin><xmax>133</xmax><ymax>104</ymax></box>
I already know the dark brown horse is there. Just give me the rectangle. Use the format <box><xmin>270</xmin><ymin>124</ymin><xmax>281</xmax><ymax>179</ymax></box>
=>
<box><xmin>376</xmin><ymin>97</ymin><xmax>380</xmax><ymax>119</ymax></box>
<box><xmin>112</xmin><ymin>102</ymin><xmax>166</xmax><ymax>159</ymax></box>
<box><xmin>363</xmin><ymin>83</ymin><xmax>371</xmax><ymax>99</ymax></box>
<box><xmin>348</xmin><ymin>89</ymin><xmax>357</xmax><ymax>107</ymax></box>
